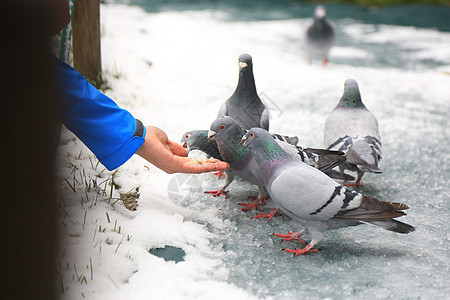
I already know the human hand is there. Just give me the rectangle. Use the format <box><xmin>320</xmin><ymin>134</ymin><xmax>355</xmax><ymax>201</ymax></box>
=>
<box><xmin>136</xmin><ymin>126</ymin><xmax>229</xmax><ymax>174</ymax></box>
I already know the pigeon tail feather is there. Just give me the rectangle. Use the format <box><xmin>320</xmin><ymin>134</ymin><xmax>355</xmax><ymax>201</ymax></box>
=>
<box><xmin>324</xmin><ymin>169</ymin><xmax>355</xmax><ymax>181</ymax></box>
<box><xmin>305</xmin><ymin>148</ymin><xmax>345</xmax><ymax>156</ymax></box>
<box><xmin>363</xmin><ymin>219</ymin><xmax>415</xmax><ymax>234</ymax></box>
<box><xmin>303</xmin><ymin>148</ymin><xmax>347</xmax><ymax>172</ymax></box>
<box><xmin>334</xmin><ymin>195</ymin><xmax>410</xmax><ymax>221</ymax></box>
<box><xmin>315</xmin><ymin>154</ymin><xmax>347</xmax><ymax>172</ymax></box>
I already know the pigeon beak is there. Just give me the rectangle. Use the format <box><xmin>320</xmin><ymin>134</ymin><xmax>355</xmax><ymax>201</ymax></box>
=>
<box><xmin>181</xmin><ymin>142</ymin><xmax>190</xmax><ymax>153</ymax></box>
<box><xmin>240</xmin><ymin>135</ymin><xmax>248</xmax><ymax>146</ymax></box>
<box><xmin>238</xmin><ymin>62</ymin><xmax>248</xmax><ymax>69</ymax></box>
<box><xmin>207</xmin><ymin>130</ymin><xmax>217</xmax><ymax>142</ymax></box>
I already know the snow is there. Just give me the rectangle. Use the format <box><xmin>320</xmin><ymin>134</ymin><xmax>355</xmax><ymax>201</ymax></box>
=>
<box><xmin>55</xmin><ymin>3</ymin><xmax>450</xmax><ymax>299</ymax></box>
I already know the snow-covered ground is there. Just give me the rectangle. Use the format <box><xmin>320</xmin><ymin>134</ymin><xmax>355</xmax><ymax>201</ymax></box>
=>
<box><xmin>55</xmin><ymin>3</ymin><xmax>450</xmax><ymax>299</ymax></box>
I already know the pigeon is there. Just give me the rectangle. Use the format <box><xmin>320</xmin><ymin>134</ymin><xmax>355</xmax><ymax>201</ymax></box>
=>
<box><xmin>305</xmin><ymin>5</ymin><xmax>336</xmax><ymax>65</ymax></box>
<box><xmin>241</xmin><ymin>128</ymin><xmax>414</xmax><ymax>255</ymax></box>
<box><xmin>217</xmin><ymin>54</ymin><xmax>270</xmax><ymax>130</ymax></box>
<box><xmin>324</xmin><ymin>79</ymin><xmax>382</xmax><ymax>187</ymax></box>
<box><xmin>208</xmin><ymin>116</ymin><xmax>352</xmax><ymax>215</ymax></box>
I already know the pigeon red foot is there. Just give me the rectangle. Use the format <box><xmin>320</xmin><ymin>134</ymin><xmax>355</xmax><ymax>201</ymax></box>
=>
<box><xmin>282</xmin><ymin>244</ymin><xmax>318</xmax><ymax>256</ymax></box>
<box><xmin>239</xmin><ymin>196</ymin><xmax>268</xmax><ymax>211</ymax></box>
<box><xmin>273</xmin><ymin>231</ymin><xmax>306</xmax><ymax>243</ymax></box>
<box><xmin>212</xmin><ymin>170</ymin><xmax>226</xmax><ymax>179</ymax></box>
<box><xmin>253</xmin><ymin>207</ymin><xmax>280</xmax><ymax>220</ymax></box>
<box><xmin>343</xmin><ymin>178</ymin><xmax>362</xmax><ymax>188</ymax></box>
<box><xmin>205</xmin><ymin>188</ymin><xmax>228</xmax><ymax>198</ymax></box>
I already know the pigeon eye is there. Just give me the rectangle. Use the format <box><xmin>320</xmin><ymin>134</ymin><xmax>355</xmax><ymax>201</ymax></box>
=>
<box><xmin>219</xmin><ymin>125</ymin><xmax>225</xmax><ymax>130</ymax></box>
<box><xmin>184</xmin><ymin>133</ymin><xmax>190</xmax><ymax>140</ymax></box>
<box><xmin>249</xmin><ymin>132</ymin><xmax>255</xmax><ymax>138</ymax></box>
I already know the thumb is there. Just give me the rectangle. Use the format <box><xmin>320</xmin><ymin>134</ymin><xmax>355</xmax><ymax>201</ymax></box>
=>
<box><xmin>167</xmin><ymin>139</ymin><xmax>188</xmax><ymax>157</ymax></box>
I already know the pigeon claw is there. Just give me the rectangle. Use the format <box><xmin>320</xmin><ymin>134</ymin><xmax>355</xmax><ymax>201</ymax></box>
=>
<box><xmin>252</xmin><ymin>207</ymin><xmax>280</xmax><ymax>220</ymax></box>
<box><xmin>343</xmin><ymin>181</ymin><xmax>363</xmax><ymax>188</ymax></box>
<box><xmin>205</xmin><ymin>188</ymin><xmax>229</xmax><ymax>198</ymax></box>
<box><xmin>273</xmin><ymin>231</ymin><xmax>306</xmax><ymax>243</ymax></box>
<box><xmin>343</xmin><ymin>176</ymin><xmax>363</xmax><ymax>187</ymax></box>
<box><xmin>282</xmin><ymin>245</ymin><xmax>318</xmax><ymax>256</ymax></box>
<box><xmin>212</xmin><ymin>170</ymin><xmax>226</xmax><ymax>179</ymax></box>
<box><xmin>260</xmin><ymin>196</ymin><xmax>269</xmax><ymax>204</ymax></box>
<box><xmin>239</xmin><ymin>199</ymin><xmax>264</xmax><ymax>211</ymax></box>
<box><xmin>239</xmin><ymin>196</ymin><xmax>268</xmax><ymax>211</ymax></box>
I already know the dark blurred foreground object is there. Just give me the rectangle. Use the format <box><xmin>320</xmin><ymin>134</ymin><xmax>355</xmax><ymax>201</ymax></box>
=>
<box><xmin>305</xmin><ymin>5</ymin><xmax>336</xmax><ymax>66</ymax></box>
<box><xmin>1</xmin><ymin>1</ymin><xmax>61</xmax><ymax>299</ymax></box>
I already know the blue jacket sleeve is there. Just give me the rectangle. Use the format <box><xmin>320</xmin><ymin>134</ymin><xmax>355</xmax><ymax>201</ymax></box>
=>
<box><xmin>54</xmin><ymin>56</ymin><xmax>146</xmax><ymax>170</ymax></box>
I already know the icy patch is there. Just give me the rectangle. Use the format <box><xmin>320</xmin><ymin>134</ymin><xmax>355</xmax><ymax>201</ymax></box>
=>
<box><xmin>149</xmin><ymin>245</ymin><xmax>186</xmax><ymax>263</ymax></box>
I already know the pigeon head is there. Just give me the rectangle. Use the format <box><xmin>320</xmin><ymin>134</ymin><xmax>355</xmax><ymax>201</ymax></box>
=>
<box><xmin>241</xmin><ymin>128</ymin><xmax>288</xmax><ymax>159</ymax></box>
<box><xmin>241</xmin><ymin>128</ymin><xmax>291</xmax><ymax>175</ymax></box>
<box><xmin>208</xmin><ymin>116</ymin><xmax>246</xmax><ymax>143</ymax></box>
<box><xmin>238</xmin><ymin>53</ymin><xmax>253</xmax><ymax>70</ymax></box>
<box><xmin>181</xmin><ymin>130</ymin><xmax>223</xmax><ymax>160</ymax></box>
<box><xmin>180</xmin><ymin>130</ymin><xmax>208</xmax><ymax>152</ymax></box>
<box><xmin>233</xmin><ymin>53</ymin><xmax>257</xmax><ymax>97</ymax></box>
<box><xmin>241</xmin><ymin>127</ymin><xmax>275</xmax><ymax>149</ymax></box>
<box><xmin>337</xmin><ymin>79</ymin><xmax>366</xmax><ymax>109</ymax></box>
<box><xmin>209</xmin><ymin>116</ymin><xmax>250</xmax><ymax>162</ymax></box>
<box><xmin>314</xmin><ymin>5</ymin><xmax>327</xmax><ymax>20</ymax></box>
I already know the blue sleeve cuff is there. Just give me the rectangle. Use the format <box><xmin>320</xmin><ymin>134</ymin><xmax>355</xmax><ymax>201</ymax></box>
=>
<box><xmin>100</xmin><ymin>125</ymin><xmax>146</xmax><ymax>170</ymax></box>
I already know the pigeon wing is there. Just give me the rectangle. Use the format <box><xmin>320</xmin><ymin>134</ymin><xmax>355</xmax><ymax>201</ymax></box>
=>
<box><xmin>260</xmin><ymin>107</ymin><xmax>270</xmax><ymax>130</ymax></box>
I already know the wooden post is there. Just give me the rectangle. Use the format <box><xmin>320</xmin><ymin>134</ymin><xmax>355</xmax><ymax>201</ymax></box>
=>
<box><xmin>72</xmin><ymin>0</ymin><xmax>102</xmax><ymax>85</ymax></box>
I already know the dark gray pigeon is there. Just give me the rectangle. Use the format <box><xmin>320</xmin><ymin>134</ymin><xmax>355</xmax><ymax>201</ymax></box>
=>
<box><xmin>217</xmin><ymin>54</ymin><xmax>269</xmax><ymax>130</ymax></box>
<box><xmin>241</xmin><ymin>128</ymin><xmax>414</xmax><ymax>255</ymax></box>
<box><xmin>324</xmin><ymin>79</ymin><xmax>382</xmax><ymax>187</ymax></box>
<box><xmin>305</xmin><ymin>5</ymin><xmax>336</xmax><ymax>65</ymax></box>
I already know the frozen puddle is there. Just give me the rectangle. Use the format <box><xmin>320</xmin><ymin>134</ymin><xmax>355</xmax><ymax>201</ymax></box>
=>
<box><xmin>149</xmin><ymin>246</ymin><xmax>186</xmax><ymax>263</ymax></box>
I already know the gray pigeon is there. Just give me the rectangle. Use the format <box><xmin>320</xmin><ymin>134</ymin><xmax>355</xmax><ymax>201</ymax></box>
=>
<box><xmin>208</xmin><ymin>116</ymin><xmax>352</xmax><ymax>215</ymax></box>
<box><xmin>305</xmin><ymin>5</ymin><xmax>336</xmax><ymax>65</ymax></box>
<box><xmin>217</xmin><ymin>54</ymin><xmax>270</xmax><ymax>130</ymax></box>
<box><xmin>324</xmin><ymin>79</ymin><xmax>382</xmax><ymax>187</ymax></box>
<box><xmin>241</xmin><ymin>128</ymin><xmax>414</xmax><ymax>255</ymax></box>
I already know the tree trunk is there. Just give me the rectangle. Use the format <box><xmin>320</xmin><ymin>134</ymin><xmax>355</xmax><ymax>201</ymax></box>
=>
<box><xmin>72</xmin><ymin>0</ymin><xmax>101</xmax><ymax>84</ymax></box>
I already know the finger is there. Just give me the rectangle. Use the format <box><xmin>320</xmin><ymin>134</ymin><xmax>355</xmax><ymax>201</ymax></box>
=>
<box><xmin>188</xmin><ymin>160</ymin><xmax>230</xmax><ymax>173</ymax></box>
<box><xmin>171</xmin><ymin>156</ymin><xmax>229</xmax><ymax>174</ymax></box>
